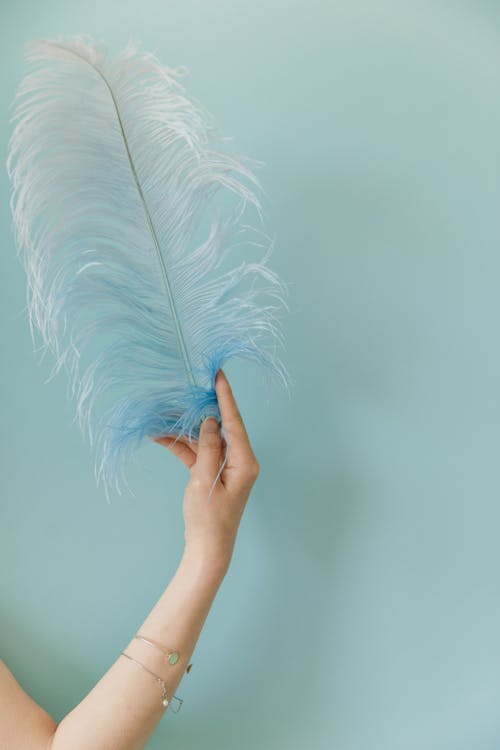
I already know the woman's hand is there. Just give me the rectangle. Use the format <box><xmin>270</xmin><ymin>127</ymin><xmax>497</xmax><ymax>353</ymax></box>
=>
<box><xmin>151</xmin><ymin>369</ymin><xmax>260</xmax><ymax>570</ymax></box>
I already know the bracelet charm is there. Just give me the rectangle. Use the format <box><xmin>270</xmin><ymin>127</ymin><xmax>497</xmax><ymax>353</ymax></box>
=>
<box><xmin>134</xmin><ymin>633</ymin><xmax>191</xmax><ymax>672</ymax></box>
<box><xmin>120</xmin><ymin>651</ymin><xmax>183</xmax><ymax>712</ymax></box>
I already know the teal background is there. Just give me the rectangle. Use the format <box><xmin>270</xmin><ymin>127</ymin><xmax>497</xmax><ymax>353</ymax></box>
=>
<box><xmin>2</xmin><ymin>1</ymin><xmax>500</xmax><ymax>748</ymax></box>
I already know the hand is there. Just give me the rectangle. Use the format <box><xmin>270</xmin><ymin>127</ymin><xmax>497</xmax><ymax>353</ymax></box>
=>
<box><xmin>150</xmin><ymin>369</ymin><xmax>260</xmax><ymax>569</ymax></box>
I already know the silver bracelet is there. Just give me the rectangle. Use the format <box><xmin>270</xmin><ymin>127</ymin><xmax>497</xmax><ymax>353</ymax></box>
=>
<box><xmin>134</xmin><ymin>633</ymin><xmax>193</xmax><ymax>673</ymax></box>
<box><xmin>120</xmin><ymin>651</ymin><xmax>183</xmax><ymax>712</ymax></box>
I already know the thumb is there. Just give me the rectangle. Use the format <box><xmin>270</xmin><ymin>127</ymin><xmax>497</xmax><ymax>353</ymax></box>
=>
<box><xmin>193</xmin><ymin>416</ymin><xmax>222</xmax><ymax>481</ymax></box>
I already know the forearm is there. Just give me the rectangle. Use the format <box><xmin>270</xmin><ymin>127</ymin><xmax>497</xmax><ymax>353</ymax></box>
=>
<box><xmin>49</xmin><ymin>546</ymin><xmax>230</xmax><ymax>750</ymax></box>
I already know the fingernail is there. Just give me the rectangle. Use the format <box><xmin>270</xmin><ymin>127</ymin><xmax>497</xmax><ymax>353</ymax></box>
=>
<box><xmin>201</xmin><ymin>416</ymin><xmax>220</xmax><ymax>431</ymax></box>
<box><xmin>200</xmin><ymin>409</ymin><xmax>220</xmax><ymax>423</ymax></box>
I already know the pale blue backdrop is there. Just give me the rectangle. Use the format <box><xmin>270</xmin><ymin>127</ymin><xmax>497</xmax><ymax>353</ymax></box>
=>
<box><xmin>2</xmin><ymin>2</ymin><xmax>500</xmax><ymax>749</ymax></box>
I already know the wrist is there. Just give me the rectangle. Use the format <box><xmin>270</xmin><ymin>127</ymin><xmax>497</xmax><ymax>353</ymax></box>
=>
<box><xmin>181</xmin><ymin>542</ymin><xmax>232</xmax><ymax>581</ymax></box>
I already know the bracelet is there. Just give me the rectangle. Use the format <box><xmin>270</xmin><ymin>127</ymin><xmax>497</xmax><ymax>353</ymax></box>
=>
<box><xmin>134</xmin><ymin>633</ymin><xmax>193</xmax><ymax>673</ymax></box>
<box><xmin>120</xmin><ymin>651</ymin><xmax>183</xmax><ymax>712</ymax></box>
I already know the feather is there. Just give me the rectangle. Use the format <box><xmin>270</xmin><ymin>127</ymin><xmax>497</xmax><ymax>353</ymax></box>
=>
<box><xmin>6</xmin><ymin>34</ymin><xmax>291</xmax><ymax>502</ymax></box>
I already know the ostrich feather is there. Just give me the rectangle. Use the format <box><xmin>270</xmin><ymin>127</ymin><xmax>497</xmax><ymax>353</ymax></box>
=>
<box><xmin>6</xmin><ymin>34</ymin><xmax>291</xmax><ymax>502</ymax></box>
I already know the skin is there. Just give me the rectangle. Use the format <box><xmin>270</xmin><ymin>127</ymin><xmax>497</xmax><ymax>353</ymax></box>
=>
<box><xmin>0</xmin><ymin>368</ymin><xmax>260</xmax><ymax>749</ymax></box>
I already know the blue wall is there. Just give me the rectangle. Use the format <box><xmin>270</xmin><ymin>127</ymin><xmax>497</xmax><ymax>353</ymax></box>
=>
<box><xmin>2</xmin><ymin>2</ymin><xmax>500</xmax><ymax>748</ymax></box>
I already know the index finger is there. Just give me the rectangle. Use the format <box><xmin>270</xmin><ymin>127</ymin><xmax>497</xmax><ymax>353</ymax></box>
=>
<box><xmin>215</xmin><ymin>369</ymin><xmax>254</xmax><ymax>464</ymax></box>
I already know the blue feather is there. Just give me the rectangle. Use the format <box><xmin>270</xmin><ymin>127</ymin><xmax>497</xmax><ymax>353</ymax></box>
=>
<box><xmin>6</xmin><ymin>34</ymin><xmax>291</xmax><ymax>501</ymax></box>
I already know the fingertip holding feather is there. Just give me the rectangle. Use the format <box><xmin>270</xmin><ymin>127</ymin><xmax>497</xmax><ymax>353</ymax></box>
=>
<box><xmin>7</xmin><ymin>33</ymin><xmax>291</xmax><ymax>500</ymax></box>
